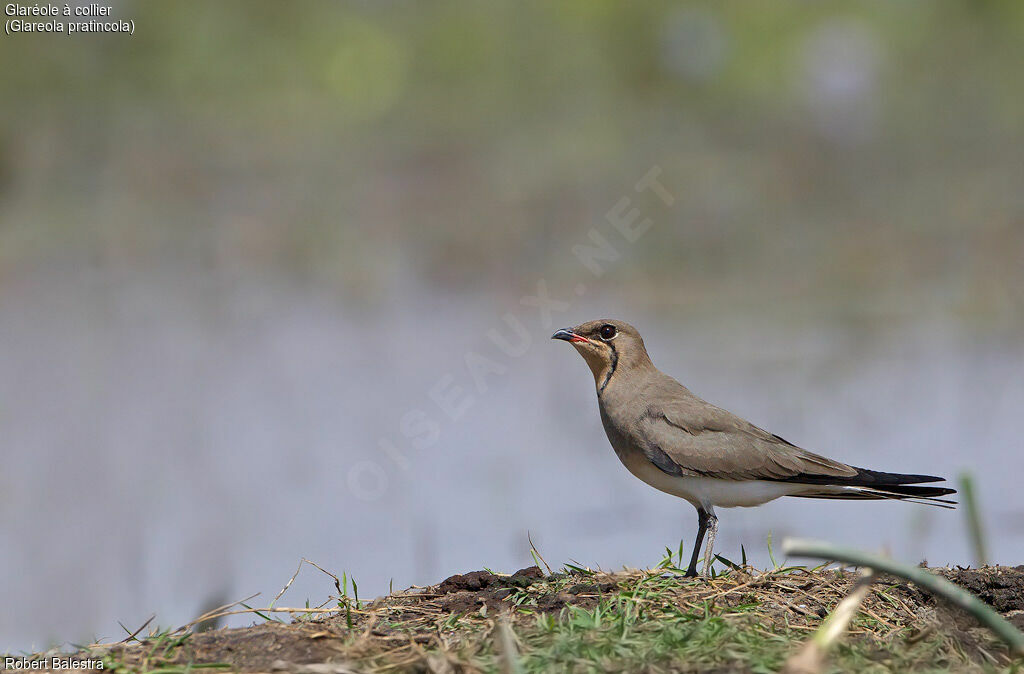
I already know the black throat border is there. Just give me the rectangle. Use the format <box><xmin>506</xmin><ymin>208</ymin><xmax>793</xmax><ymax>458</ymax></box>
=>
<box><xmin>597</xmin><ymin>342</ymin><xmax>618</xmax><ymax>395</ymax></box>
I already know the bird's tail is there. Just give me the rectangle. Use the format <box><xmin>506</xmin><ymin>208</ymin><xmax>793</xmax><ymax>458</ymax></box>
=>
<box><xmin>784</xmin><ymin>468</ymin><xmax>958</xmax><ymax>509</ymax></box>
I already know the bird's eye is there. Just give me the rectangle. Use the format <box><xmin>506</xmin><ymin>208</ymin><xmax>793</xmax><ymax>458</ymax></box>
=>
<box><xmin>599</xmin><ymin>324</ymin><xmax>617</xmax><ymax>340</ymax></box>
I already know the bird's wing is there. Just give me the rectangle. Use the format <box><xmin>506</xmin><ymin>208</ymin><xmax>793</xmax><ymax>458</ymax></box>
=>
<box><xmin>634</xmin><ymin>382</ymin><xmax>858</xmax><ymax>481</ymax></box>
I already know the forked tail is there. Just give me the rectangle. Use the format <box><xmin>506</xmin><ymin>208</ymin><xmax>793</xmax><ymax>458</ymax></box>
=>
<box><xmin>778</xmin><ymin>467</ymin><xmax>958</xmax><ymax>509</ymax></box>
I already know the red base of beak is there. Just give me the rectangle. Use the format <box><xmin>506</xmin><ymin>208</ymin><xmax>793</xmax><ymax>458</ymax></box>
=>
<box><xmin>552</xmin><ymin>328</ymin><xmax>590</xmax><ymax>344</ymax></box>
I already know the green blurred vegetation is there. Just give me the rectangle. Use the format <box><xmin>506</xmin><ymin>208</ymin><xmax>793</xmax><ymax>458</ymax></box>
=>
<box><xmin>1</xmin><ymin>0</ymin><xmax>1022</xmax><ymax>325</ymax></box>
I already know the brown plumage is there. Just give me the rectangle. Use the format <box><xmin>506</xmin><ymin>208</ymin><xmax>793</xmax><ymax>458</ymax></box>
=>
<box><xmin>553</xmin><ymin>319</ymin><xmax>956</xmax><ymax>577</ymax></box>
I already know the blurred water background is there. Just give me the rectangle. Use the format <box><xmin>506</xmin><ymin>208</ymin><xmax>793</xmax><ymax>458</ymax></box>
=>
<box><xmin>1</xmin><ymin>1</ymin><xmax>1023</xmax><ymax>651</ymax></box>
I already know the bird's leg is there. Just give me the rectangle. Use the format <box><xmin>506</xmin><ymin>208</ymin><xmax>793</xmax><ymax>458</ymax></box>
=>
<box><xmin>700</xmin><ymin>512</ymin><xmax>719</xmax><ymax>577</ymax></box>
<box><xmin>684</xmin><ymin>508</ymin><xmax>710</xmax><ymax>578</ymax></box>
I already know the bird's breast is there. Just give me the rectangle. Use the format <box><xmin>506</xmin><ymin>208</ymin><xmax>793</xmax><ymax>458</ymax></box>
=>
<box><xmin>597</xmin><ymin>401</ymin><xmax>634</xmax><ymax>462</ymax></box>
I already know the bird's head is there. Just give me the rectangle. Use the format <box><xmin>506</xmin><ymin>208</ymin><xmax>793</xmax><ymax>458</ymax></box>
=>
<box><xmin>551</xmin><ymin>319</ymin><xmax>651</xmax><ymax>391</ymax></box>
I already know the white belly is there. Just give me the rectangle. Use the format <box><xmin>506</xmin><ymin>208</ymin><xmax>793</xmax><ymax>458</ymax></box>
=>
<box><xmin>619</xmin><ymin>449</ymin><xmax>813</xmax><ymax>509</ymax></box>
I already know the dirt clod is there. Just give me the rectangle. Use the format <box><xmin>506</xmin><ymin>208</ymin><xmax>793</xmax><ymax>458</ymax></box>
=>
<box><xmin>511</xmin><ymin>565</ymin><xmax>544</xmax><ymax>581</ymax></box>
<box><xmin>943</xmin><ymin>565</ymin><xmax>1024</xmax><ymax>612</ymax></box>
<box><xmin>437</xmin><ymin>565</ymin><xmax>543</xmax><ymax>595</ymax></box>
<box><xmin>894</xmin><ymin>565</ymin><xmax>1024</xmax><ymax>614</ymax></box>
<box><xmin>438</xmin><ymin>570</ymin><xmax>497</xmax><ymax>594</ymax></box>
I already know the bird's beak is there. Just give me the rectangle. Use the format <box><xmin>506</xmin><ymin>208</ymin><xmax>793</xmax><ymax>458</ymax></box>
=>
<box><xmin>551</xmin><ymin>328</ymin><xmax>590</xmax><ymax>344</ymax></box>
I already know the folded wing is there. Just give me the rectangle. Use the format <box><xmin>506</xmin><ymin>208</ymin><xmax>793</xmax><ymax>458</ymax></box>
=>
<box><xmin>633</xmin><ymin>377</ymin><xmax>955</xmax><ymax>505</ymax></box>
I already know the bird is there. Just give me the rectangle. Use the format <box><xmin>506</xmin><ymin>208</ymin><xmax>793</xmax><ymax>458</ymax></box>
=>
<box><xmin>551</xmin><ymin>319</ymin><xmax>957</xmax><ymax>578</ymax></box>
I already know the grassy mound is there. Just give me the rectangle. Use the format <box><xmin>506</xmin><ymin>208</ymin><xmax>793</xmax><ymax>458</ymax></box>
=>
<box><xmin>31</xmin><ymin>561</ymin><xmax>1024</xmax><ymax>672</ymax></box>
